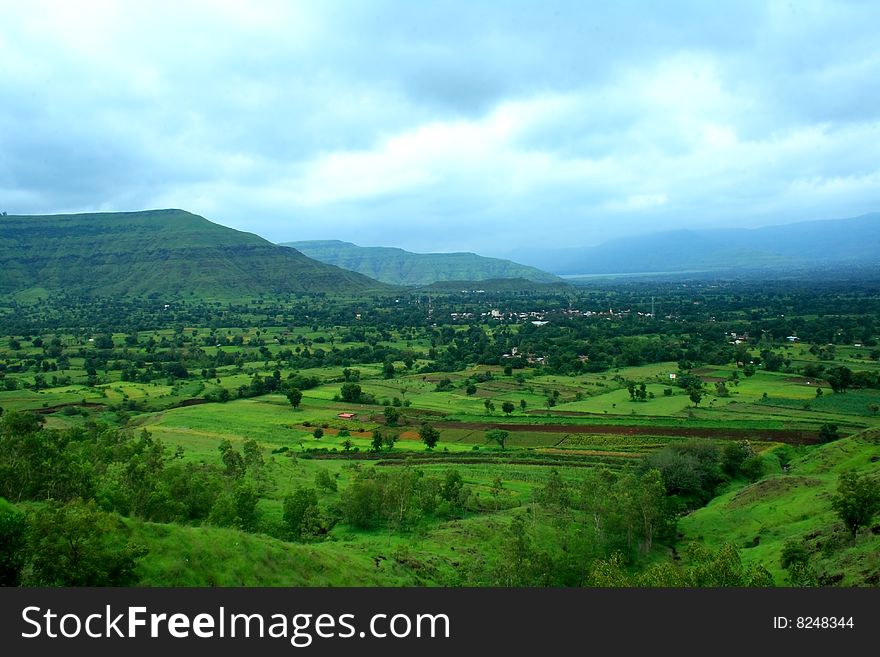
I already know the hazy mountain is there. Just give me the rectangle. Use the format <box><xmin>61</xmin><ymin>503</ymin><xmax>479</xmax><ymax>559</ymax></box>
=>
<box><xmin>283</xmin><ymin>240</ymin><xmax>562</xmax><ymax>286</ymax></box>
<box><xmin>0</xmin><ymin>209</ymin><xmax>386</xmax><ymax>298</ymax></box>
<box><xmin>507</xmin><ymin>213</ymin><xmax>880</xmax><ymax>276</ymax></box>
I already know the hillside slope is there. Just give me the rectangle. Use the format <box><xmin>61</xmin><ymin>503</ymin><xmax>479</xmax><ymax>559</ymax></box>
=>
<box><xmin>0</xmin><ymin>210</ymin><xmax>385</xmax><ymax>298</ymax></box>
<box><xmin>283</xmin><ymin>240</ymin><xmax>562</xmax><ymax>286</ymax></box>
<box><xmin>679</xmin><ymin>429</ymin><xmax>880</xmax><ymax>585</ymax></box>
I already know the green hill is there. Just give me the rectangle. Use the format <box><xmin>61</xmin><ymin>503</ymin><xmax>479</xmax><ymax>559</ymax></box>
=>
<box><xmin>0</xmin><ymin>210</ymin><xmax>386</xmax><ymax>298</ymax></box>
<box><xmin>679</xmin><ymin>429</ymin><xmax>880</xmax><ymax>585</ymax></box>
<box><xmin>129</xmin><ymin>520</ymin><xmax>422</xmax><ymax>586</ymax></box>
<box><xmin>282</xmin><ymin>240</ymin><xmax>562</xmax><ymax>286</ymax></box>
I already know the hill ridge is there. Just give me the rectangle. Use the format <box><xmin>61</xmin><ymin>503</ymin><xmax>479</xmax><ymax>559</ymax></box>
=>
<box><xmin>0</xmin><ymin>209</ymin><xmax>386</xmax><ymax>298</ymax></box>
<box><xmin>283</xmin><ymin>239</ymin><xmax>561</xmax><ymax>286</ymax></box>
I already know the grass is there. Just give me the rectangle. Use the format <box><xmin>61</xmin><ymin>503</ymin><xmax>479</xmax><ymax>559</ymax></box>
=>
<box><xmin>678</xmin><ymin>429</ymin><xmax>880</xmax><ymax>585</ymax></box>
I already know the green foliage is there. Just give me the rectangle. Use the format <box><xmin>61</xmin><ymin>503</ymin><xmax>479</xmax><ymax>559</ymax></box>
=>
<box><xmin>780</xmin><ymin>539</ymin><xmax>818</xmax><ymax>586</ymax></box>
<box><xmin>831</xmin><ymin>470</ymin><xmax>880</xmax><ymax>541</ymax></box>
<box><xmin>819</xmin><ymin>423</ymin><xmax>840</xmax><ymax>443</ymax></box>
<box><xmin>642</xmin><ymin>440</ymin><xmax>724</xmax><ymax>507</ymax></box>
<box><xmin>26</xmin><ymin>500</ymin><xmax>147</xmax><ymax>586</ymax></box>
<box><xmin>314</xmin><ymin>468</ymin><xmax>337</xmax><ymax>492</ymax></box>
<box><xmin>282</xmin><ymin>487</ymin><xmax>322</xmax><ymax>541</ymax></box>
<box><xmin>219</xmin><ymin>439</ymin><xmax>246</xmax><ymax>478</ymax></box>
<box><xmin>370</xmin><ymin>429</ymin><xmax>384</xmax><ymax>453</ymax></box>
<box><xmin>419</xmin><ymin>422</ymin><xmax>440</xmax><ymax>450</ymax></box>
<box><xmin>208</xmin><ymin>481</ymin><xmax>260</xmax><ymax>532</ymax></box>
<box><xmin>0</xmin><ymin>499</ymin><xmax>27</xmax><ymax>586</ymax></box>
<box><xmin>588</xmin><ymin>544</ymin><xmax>773</xmax><ymax>587</ymax></box>
<box><xmin>721</xmin><ymin>440</ymin><xmax>755</xmax><ymax>477</ymax></box>
<box><xmin>486</xmin><ymin>429</ymin><xmax>509</xmax><ymax>449</ymax></box>
<box><xmin>285</xmin><ymin>387</ymin><xmax>303</xmax><ymax>409</ymax></box>
<box><xmin>383</xmin><ymin>405</ymin><xmax>400</xmax><ymax>427</ymax></box>
<box><xmin>340</xmin><ymin>383</ymin><xmax>362</xmax><ymax>403</ymax></box>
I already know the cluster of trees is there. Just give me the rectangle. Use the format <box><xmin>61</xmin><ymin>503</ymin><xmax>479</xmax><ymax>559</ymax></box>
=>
<box><xmin>461</xmin><ymin>467</ymin><xmax>674</xmax><ymax>586</ymax></box>
<box><xmin>0</xmin><ymin>498</ymin><xmax>147</xmax><ymax>586</ymax></box>
<box><xmin>0</xmin><ymin>411</ymin><xmax>274</xmax><ymax>583</ymax></box>
<box><xmin>642</xmin><ymin>439</ymin><xmax>765</xmax><ymax>509</ymax></box>
<box><xmin>269</xmin><ymin>466</ymin><xmax>476</xmax><ymax>542</ymax></box>
<box><xmin>339</xmin><ymin>467</ymin><xmax>471</xmax><ymax>530</ymax></box>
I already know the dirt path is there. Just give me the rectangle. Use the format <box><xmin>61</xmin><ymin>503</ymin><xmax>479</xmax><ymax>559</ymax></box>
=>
<box><xmin>433</xmin><ymin>421</ymin><xmax>819</xmax><ymax>445</ymax></box>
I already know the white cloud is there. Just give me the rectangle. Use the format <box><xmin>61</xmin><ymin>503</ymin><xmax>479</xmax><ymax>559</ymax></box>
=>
<box><xmin>1</xmin><ymin>0</ymin><xmax>880</xmax><ymax>252</ymax></box>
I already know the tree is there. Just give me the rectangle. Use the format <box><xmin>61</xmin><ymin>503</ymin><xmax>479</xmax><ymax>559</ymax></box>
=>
<box><xmin>501</xmin><ymin>401</ymin><xmax>515</xmax><ymax>416</ymax></box>
<box><xmin>383</xmin><ymin>360</ymin><xmax>395</xmax><ymax>379</ymax></box>
<box><xmin>520</xmin><ymin>399</ymin><xmax>527</xmax><ymax>412</ymax></box>
<box><xmin>688</xmin><ymin>386</ymin><xmax>703</xmax><ymax>407</ymax></box>
<box><xmin>489</xmin><ymin>476</ymin><xmax>504</xmax><ymax>508</ymax></box>
<box><xmin>781</xmin><ymin>540</ymin><xmax>817</xmax><ymax>586</ymax></box>
<box><xmin>831</xmin><ymin>471</ymin><xmax>880</xmax><ymax>542</ymax></box>
<box><xmin>383</xmin><ymin>433</ymin><xmax>397</xmax><ymax>451</ymax></box>
<box><xmin>486</xmin><ymin>429</ymin><xmax>509</xmax><ymax>449</ymax></box>
<box><xmin>26</xmin><ymin>500</ymin><xmax>147</xmax><ymax>586</ymax></box>
<box><xmin>419</xmin><ymin>422</ymin><xmax>440</xmax><ymax>450</ymax></box>
<box><xmin>283</xmin><ymin>487</ymin><xmax>321</xmax><ymax>541</ymax></box>
<box><xmin>218</xmin><ymin>439</ymin><xmax>245</xmax><ymax>479</ymax></box>
<box><xmin>313</xmin><ymin>427</ymin><xmax>324</xmax><ymax>440</ymax></box>
<box><xmin>340</xmin><ymin>383</ymin><xmax>362</xmax><ymax>403</ymax></box>
<box><xmin>721</xmin><ymin>440</ymin><xmax>754</xmax><ymax>477</ymax></box>
<box><xmin>826</xmin><ymin>366</ymin><xmax>853</xmax><ymax>393</ymax></box>
<box><xmin>465</xmin><ymin>383</ymin><xmax>477</xmax><ymax>396</ymax></box>
<box><xmin>818</xmin><ymin>423</ymin><xmax>839</xmax><ymax>443</ymax></box>
<box><xmin>440</xmin><ymin>469</ymin><xmax>468</xmax><ymax>512</ymax></box>
<box><xmin>285</xmin><ymin>387</ymin><xmax>303</xmax><ymax>409</ymax></box>
<box><xmin>0</xmin><ymin>502</ymin><xmax>27</xmax><ymax>586</ymax></box>
<box><xmin>370</xmin><ymin>429</ymin><xmax>384</xmax><ymax>453</ymax></box>
<box><xmin>484</xmin><ymin>398</ymin><xmax>495</xmax><ymax>414</ymax></box>
<box><xmin>383</xmin><ymin>405</ymin><xmax>400</xmax><ymax>427</ymax></box>
<box><xmin>314</xmin><ymin>468</ymin><xmax>337</xmax><ymax>492</ymax></box>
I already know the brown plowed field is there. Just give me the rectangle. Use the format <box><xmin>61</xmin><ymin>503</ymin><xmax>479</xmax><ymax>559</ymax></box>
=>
<box><xmin>434</xmin><ymin>421</ymin><xmax>819</xmax><ymax>445</ymax></box>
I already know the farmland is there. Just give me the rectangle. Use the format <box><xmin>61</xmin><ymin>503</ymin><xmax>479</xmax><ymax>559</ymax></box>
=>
<box><xmin>1</xmin><ymin>280</ymin><xmax>879</xmax><ymax>586</ymax></box>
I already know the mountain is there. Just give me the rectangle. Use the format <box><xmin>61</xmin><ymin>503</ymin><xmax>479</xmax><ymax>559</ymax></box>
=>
<box><xmin>507</xmin><ymin>213</ymin><xmax>880</xmax><ymax>276</ymax></box>
<box><xmin>282</xmin><ymin>240</ymin><xmax>562</xmax><ymax>286</ymax></box>
<box><xmin>0</xmin><ymin>209</ymin><xmax>385</xmax><ymax>298</ymax></box>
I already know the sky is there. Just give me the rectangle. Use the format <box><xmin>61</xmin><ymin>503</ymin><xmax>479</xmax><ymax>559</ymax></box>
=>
<box><xmin>1</xmin><ymin>0</ymin><xmax>879</xmax><ymax>256</ymax></box>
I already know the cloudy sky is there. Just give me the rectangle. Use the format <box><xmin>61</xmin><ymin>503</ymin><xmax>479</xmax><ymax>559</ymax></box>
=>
<box><xmin>2</xmin><ymin>0</ymin><xmax>879</xmax><ymax>255</ymax></box>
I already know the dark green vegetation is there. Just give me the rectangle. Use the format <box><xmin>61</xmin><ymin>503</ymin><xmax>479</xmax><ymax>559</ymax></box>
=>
<box><xmin>0</xmin><ymin>210</ymin><xmax>385</xmax><ymax>298</ymax></box>
<box><xmin>513</xmin><ymin>212</ymin><xmax>880</xmax><ymax>276</ymax></box>
<box><xmin>1</xmin><ymin>276</ymin><xmax>878</xmax><ymax>587</ymax></box>
<box><xmin>284</xmin><ymin>240</ymin><xmax>562</xmax><ymax>286</ymax></box>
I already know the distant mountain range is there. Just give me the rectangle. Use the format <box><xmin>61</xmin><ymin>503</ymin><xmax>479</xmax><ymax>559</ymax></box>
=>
<box><xmin>0</xmin><ymin>210</ymin><xmax>385</xmax><ymax>298</ymax></box>
<box><xmin>507</xmin><ymin>213</ymin><xmax>880</xmax><ymax>276</ymax></box>
<box><xmin>283</xmin><ymin>240</ymin><xmax>561</xmax><ymax>286</ymax></box>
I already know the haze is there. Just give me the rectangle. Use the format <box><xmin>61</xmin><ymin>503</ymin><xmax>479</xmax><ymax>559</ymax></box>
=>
<box><xmin>1</xmin><ymin>0</ymin><xmax>879</xmax><ymax>256</ymax></box>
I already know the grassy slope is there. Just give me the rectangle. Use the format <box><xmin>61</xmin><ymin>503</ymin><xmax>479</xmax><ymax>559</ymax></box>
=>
<box><xmin>0</xmin><ymin>210</ymin><xmax>385</xmax><ymax>297</ymax></box>
<box><xmin>679</xmin><ymin>429</ymin><xmax>880</xmax><ymax>585</ymax></box>
<box><xmin>283</xmin><ymin>240</ymin><xmax>561</xmax><ymax>286</ymax></box>
<box><xmin>129</xmin><ymin>520</ymin><xmax>424</xmax><ymax>586</ymax></box>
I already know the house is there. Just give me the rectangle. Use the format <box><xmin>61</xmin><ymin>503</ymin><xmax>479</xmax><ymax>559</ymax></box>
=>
<box><xmin>337</xmin><ymin>412</ymin><xmax>356</xmax><ymax>420</ymax></box>
<box><xmin>786</xmin><ymin>336</ymin><xmax>800</xmax><ymax>342</ymax></box>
